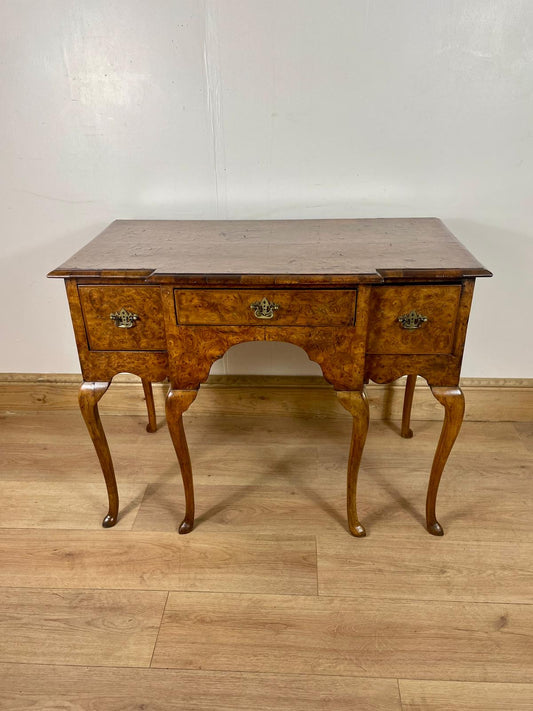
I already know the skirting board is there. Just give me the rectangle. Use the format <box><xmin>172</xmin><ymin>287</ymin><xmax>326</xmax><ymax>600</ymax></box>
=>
<box><xmin>1</xmin><ymin>374</ymin><xmax>532</xmax><ymax>422</ymax></box>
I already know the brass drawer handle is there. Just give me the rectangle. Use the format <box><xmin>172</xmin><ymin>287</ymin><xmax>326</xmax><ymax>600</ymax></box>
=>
<box><xmin>110</xmin><ymin>308</ymin><xmax>139</xmax><ymax>328</ymax></box>
<box><xmin>398</xmin><ymin>310</ymin><xmax>428</xmax><ymax>330</ymax></box>
<box><xmin>250</xmin><ymin>297</ymin><xmax>280</xmax><ymax>320</ymax></box>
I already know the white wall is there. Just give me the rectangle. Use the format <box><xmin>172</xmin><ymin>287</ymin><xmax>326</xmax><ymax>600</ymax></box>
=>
<box><xmin>1</xmin><ymin>0</ymin><xmax>531</xmax><ymax>377</ymax></box>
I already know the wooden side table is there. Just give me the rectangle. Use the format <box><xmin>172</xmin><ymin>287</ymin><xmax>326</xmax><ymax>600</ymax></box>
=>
<box><xmin>49</xmin><ymin>218</ymin><xmax>491</xmax><ymax>537</ymax></box>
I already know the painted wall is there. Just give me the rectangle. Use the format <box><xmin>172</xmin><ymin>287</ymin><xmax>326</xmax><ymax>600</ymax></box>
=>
<box><xmin>1</xmin><ymin>0</ymin><xmax>531</xmax><ymax>377</ymax></box>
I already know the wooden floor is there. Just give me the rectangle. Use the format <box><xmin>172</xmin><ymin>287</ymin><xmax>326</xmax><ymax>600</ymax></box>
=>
<box><xmin>1</xmin><ymin>405</ymin><xmax>532</xmax><ymax>710</ymax></box>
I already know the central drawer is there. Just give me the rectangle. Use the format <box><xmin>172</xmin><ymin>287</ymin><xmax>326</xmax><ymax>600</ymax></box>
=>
<box><xmin>174</xmin><ymin>289</ymin><xmax>357</xmax><ymax>326</ymax></box>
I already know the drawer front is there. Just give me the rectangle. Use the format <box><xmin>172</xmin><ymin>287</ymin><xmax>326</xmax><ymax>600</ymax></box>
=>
<box><xmin>79</xmin><ymin>286</ymin><xmax>166</xmax><ymax>351</ymax></box>
<box><xmin>367</xmin><ymin>285</ymin><xmax>461</xmax><ymax>355</ymax></box>
<box><xmin>174</xmin><ymin>289</ymin><xmax>357</xmax><ymax>326</ymax></box>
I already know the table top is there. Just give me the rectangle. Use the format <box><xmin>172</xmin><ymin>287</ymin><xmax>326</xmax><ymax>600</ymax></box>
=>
<box><xmin>48</xmin><ymin>218</ymin><xmax>491</xmax><ymax>285</ymax></box>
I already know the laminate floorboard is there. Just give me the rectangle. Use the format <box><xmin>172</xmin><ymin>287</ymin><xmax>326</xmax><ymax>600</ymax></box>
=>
<box><xmin>152</xmin><ymin>591</ymin><xmax>533</xmax><ymax>682</ymax></box>
<box><xmin>0</xmin><ymin>663</ymin><xmax>402</xmax><ymax>711</ymax></box>
<box><xmin>398</xmin><ymin>679</ymin><xmax>533</xmax><ymax>710</ymax></box>
<box><xmin>0</xmin><ymin>588</ymin><xmax>166</xmax><ymax>667</ymax></box>
<box><xmin>317</xmin><ymin>536</ymin><xmax>533</xmax><ymax>603</ymax></box>
<box><xmin>0</xmin><ymin>481</ymin><xmax>146</xmax><ymax>529</ymax></box>
<box><xmin>0</xmin><ymin>440</ymin><xmax>317</xmax><ymax>484</ymax></box>
<box><xmin>0</xmin><ymin>529</ymin><xmax>316</xmax><ymax>595</ymax></box>
<box><xmin>514</xmin><ymin>421</ymin><xmax>533</xmax><ymax>452</ymax></box>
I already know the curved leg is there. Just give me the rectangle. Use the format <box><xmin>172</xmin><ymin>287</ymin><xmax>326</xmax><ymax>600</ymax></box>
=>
<box><xmin>337</xmin><ymin>390</ymin><xmax>370</xmax><ymax>537</ymax></box>
<box><xmin>426</xmin><ymin>386</ymin><xmax>465</xmax><ymax>536</ymax></box>
<box><xmin>141</xmin><ymin>379</ymin><xmax>157</xmax><ymax>433</ymax></box>
<box><xmin>78</xmin><ymin>381</ymin><xmax>118</xmax><ymax>528</ymax></box>
<box><xmin>165</xmin><ymin>387</ymin><xmax>198</xmax><ymax>534</ymax></box>
<box><xmin>401</xmin><ymin>374</ymin><xmax>417</xmax><ymax>439</ymax></box>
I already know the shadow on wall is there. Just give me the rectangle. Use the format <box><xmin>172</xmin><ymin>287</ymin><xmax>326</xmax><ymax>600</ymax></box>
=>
<box><xmin>445</xmin><ymin>219</ymin><xmax>530</xmax><ymax>377</ymax></box>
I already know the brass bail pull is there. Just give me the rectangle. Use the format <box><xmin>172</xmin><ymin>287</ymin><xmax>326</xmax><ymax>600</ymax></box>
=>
<box><xmin>110</xmin><ymin>308</ymin><xmax>139</xmax><ymax>328</ymax></box>
<box><xmin>398</xmin><ymin>310</ymin><xmax>428</xmax><ymax>330</ymax></box>
<box><xmin>250</xmin><ymin>297</ymin><xmax>280</xmax><ymax>320</ymax></box>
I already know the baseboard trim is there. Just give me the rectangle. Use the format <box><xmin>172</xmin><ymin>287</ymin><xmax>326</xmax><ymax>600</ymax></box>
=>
<box><xmin>1</xmin><ymin>373</ymin><xmax>532</xmax><ymax>421</ymax></box>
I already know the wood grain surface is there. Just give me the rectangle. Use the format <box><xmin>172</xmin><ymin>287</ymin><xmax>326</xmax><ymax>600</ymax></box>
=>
<box><xmin>0</xmin><ymin>588</ymin><xmax>167</xmax><ymax>667</ymax></box>
<box><xmin>0</xmin><ymin>530</ymin><xmax>316</xmax><ymax>595</ymax></box>
<box><xmin>0</xmin><ymin>409</ymin><xmax>531</xmax><ymax>708</ymax></box>
<box><xmin>152</xmin><ymin>592</ymin><xmax>533</xmax><ymax>681</ymax></box>
<box><xmin>0</xmin><ymin>480</ymin><xmax>146</xmax><ymax>529</ymax></box>
<box><xmin>367</xmin><ymin>285</ymin><xmax>461</xmax><ymax>354</ymax></box>
<box><xmin>48</xmin><ymin>218</ymin><xmax>491</xmax><ymax>282</ymax></box>
<box><xmin>0</xmin><ymin>663</ymin><xmax>402</xmax><ymax>711</ymax></box>
<box><xmin>175</xmin><ymin>288</ymin><xmax>357</xmax><ymax>326</ymax></box>
<box><xmin>79</xmin><ymin>285</ymin><xmax>167</xmax><ymax>351</ymax></box>
<box><xmin>399</xmin><ymin>680</ymin><xmax>533</xmax><ymax>710</ymax></box>
<box><xmin>2</xmin><ymin>376</ymin><xmax>531</xmax><ymax>421</ymax></box>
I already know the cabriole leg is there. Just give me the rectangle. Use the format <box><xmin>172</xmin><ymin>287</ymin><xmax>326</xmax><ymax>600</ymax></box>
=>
<box><xmin>141</xmin><ymin>379</ymin><xmax>157</xmax><ymax>433</ymax></box>
<box><xmin>165</xmin><ymin>387</ymin><xmax>198</xmax><ymax>534</ymax></box>
<box><xmin>337</xmin><ymin>390</ymin><xmax>370</xmax><ymax>537</ymax></box>
<box><xmin>78</xmin><ymin>381</ymin><xmax>118</xmax><ymax>528</ymax></box>
<box><xmin>401</xmin><ymin>374</ymin><xmax>417</xmax><ymax>439</ymax></box>
<box><xmin>426</xmin><ymin>386</ymin><xmax>465</xmax><ymax>536</ymax></box>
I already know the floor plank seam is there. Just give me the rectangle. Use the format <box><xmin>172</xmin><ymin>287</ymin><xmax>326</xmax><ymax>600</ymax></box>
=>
<box><xmin>397</xmin><ymin>677</ymin><xmax>533</xmax><ymax>685</ymax></box>
<box><xmin>314</xmin><ymin>536</ymin><xmax>319</xmax><ymax>596</ymax></box>
<box><xmin>2</xmin><ymin>528</ymin><xmax>532</xmax><ymax>547</ymax></box>
<box><xmin>121</xmin><ymin>663</ymin><xmax>533</xmax><ymax>683</ymax></box>
<box><xmin>128</xmin><ymin>483</ymin><xmax>150</xmax><ymax>529</ymax></box>
<box><xmin>149</xmin><ymin>591</ymin><xmax>170</xmax><ymax>668</ymax></box>
<box><xmin>2</xmin><ymin>581</ymin><xmax>533</xmax><ymax>606</ymax></box>
<box><xmin>0</xmin><ymin>586</ymin><xmax>461</xmax><ymax>601</ymax></box>
<box><xmin>315</xmin><ymin>593</ymin><xmax>533</xmax><ymax>606</ymax></box>
<box><xmin>3</xmin><ymin>661</ymin><xmax>533</xmax><ymax>686</ymax></box>
<box><xmin>0</xmin><ymin>660</ymin><xmax>382</xmax><ymax>679</ymax></box>
<box><xmin>0</xmin><ymin>585</ymin><xmax>325</xmax><ymax>597</ymax></box>
<box><xmin>396</xmin><ymin>678</ymin><xmax>404</xmax><ymax>710</ymax></box>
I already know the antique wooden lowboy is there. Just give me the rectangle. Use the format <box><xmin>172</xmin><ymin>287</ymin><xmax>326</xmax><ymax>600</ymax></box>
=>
<box><xmin>48</xmin><ymin>218</ymin><xmax>491</xmax><ymax>537</ymax></box>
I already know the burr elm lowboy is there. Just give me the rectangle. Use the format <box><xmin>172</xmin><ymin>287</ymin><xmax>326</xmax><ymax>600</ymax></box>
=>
<box><xmin>48</xmin><ymin>218</ymin><xmax>491</xmax><ymax>537</ymax></box>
